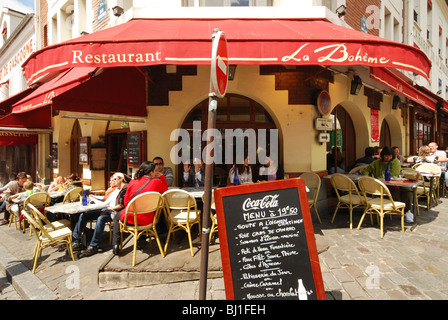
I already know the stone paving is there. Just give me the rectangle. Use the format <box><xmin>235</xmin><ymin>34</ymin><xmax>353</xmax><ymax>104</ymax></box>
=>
<box><xmin>1</xmin><ymin>194</ymin><xmax>448</xmax><ymax>300</ymax></box>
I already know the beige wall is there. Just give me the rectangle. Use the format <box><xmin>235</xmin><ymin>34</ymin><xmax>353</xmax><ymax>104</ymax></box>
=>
<box><xmin>52</xmin><ymin>64</ymin><xmax>406</xmax><ymax>187</ymax></box>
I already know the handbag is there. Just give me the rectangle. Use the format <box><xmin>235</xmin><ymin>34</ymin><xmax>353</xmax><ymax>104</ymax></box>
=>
<box><xmin>129</xmin><ymin>177</ymin><xmax>153</xmax><ymax>201</ymax></box>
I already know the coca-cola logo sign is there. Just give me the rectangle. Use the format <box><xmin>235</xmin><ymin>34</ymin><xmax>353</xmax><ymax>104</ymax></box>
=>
<box><xmin>242</xmin><ymin>194</ymin><xmax>279</xmax><ymax>212</ymax></box>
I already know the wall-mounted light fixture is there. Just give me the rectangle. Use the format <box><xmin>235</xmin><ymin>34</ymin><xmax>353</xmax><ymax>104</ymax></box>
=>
<box><xmin>350</xmin><ymin>75</ymin><xmax>363</xmax><ymax>95</ymax></box>
<box><xmin>392</xmin><ymin>95</ymin><xmax>401</xmax><ymax>109</ymax></box>
<box><xmin>336</xmin><ymin>5</ymin><xmax>347</xmax><ymax>18</ymax></box>
<box><xmin>112</xmin><ymin>6</ymin><xmax>124</xmax><ymax>17</ymax></box>
<box><xmin>228</xmin><ymin>65</ymin><xmax>237</xmax><ymax>80</ymax></box>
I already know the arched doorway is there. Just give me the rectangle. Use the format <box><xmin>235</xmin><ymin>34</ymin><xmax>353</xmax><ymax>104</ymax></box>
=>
<box><xmin>327</xmin><ymin>105</ymin><xmax>356</xmax><ymax>173</ymax></box>
<box><xmin>70</xmin><ymin>120</ymin><xmax>83</xmax><ymax>178</ymax></box>
<box><xmin>181</xmin><ymin>94</ymin><xmax>279</xmax><ymax>185</ymax></box>
<box><xmin>380</xmin><ymin>119</ymin><xmax>391</xmax><ymax>148</ymax></box>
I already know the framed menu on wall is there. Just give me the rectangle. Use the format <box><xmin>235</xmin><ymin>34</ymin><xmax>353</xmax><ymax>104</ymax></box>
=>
<box><xmin>79</xmin><ymin>137</ymin><xmax>90</xmax><ymax>165</ymax></box>
<box><xmin>214</xmin><ymin>178</ymin><xmax>326</xmax><ymax>300</ymax></box>
<box><xmin>127</xmin><ymin>131</ymin><xmax>147</xmax><ymax>168</ymax></box>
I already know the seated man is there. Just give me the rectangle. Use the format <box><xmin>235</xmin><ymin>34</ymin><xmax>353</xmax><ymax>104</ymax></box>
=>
<box><xmin>153</xmin><ymin>156</ymin><xmax>174</xmax><ymax>187</ymax></box>
<box><xmin>72</xmin><ymin>173</ymin><xmax>127</xmax><ymax>256</ymax></box>
<box><xmin>363</xmin><ymin>147</ymin><xmax>413</xmax><ymax>223</ymax></box>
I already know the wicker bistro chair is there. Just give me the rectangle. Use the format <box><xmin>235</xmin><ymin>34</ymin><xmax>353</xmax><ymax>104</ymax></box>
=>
<box><xmin>357</xmin><ymin>176</ymin><xmax>406</xmax><ymax>238</ymax></box>
<box><xmin>21</xmin><ymin>209</ymin><xmax>75</xmax><ymax>273</ymax></box>
<box><xmin>348</xmin><ymin>165</ymin><xmax>368</xmax><ymax>175</ymax></box>
<box><xmin>163</xmin><ymin>189</ymin><xmax>201</xmax><ymax>257</ymax></box>
<box><xmin>21</xmin><ymin>192</ymin><xmax>52</xmax><ymax>234</ymax></box>
<box><xmin>119</xmin><ymin>192</ymin><xmax>166</xmax><ymax>266</ymax></box>
<box><xmin>330</xmin><ymin>173</ymin><xmax>367</xmax><ymax>229</ymax></box>
<box><xmin>27</xmin><ymin>203</ymin><xmax>70</xmax><ymax>232</ymax></box>
<box><xmin>416</xmin><ymin>163</ymin><xmax>442</xmax><ymax>205</ymax></box>
<box><xmin>202</xmin><ymin>193</ymin><xmax>218</xmax><ymax>244</ymax></box>
<box><xmin>62</xmin><ymin>187</ymin><xmax>83</xmax><ymax>204</ymax></box>
<box><xmin>299</xmin><ymin>172</ymin><xmax>322</xmax><ymax>224</ymax></box>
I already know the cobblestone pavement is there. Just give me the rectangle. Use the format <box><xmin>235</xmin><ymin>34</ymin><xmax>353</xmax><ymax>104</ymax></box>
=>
<box><xmin>1</xmin><ymin>195</ymin><xmax>448</xmax><ymax>300</ymax></box>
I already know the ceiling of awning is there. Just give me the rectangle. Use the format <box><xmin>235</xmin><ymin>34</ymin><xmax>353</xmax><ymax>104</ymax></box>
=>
<box><xmin>22</xmin><ymin>19</ymin><xmax>432</xmax><ymax>85</ymax></box>
<box><xmin>9</xmin><ymin>66</ymin><xmax>147</xmax><ymax>118</ymax></box>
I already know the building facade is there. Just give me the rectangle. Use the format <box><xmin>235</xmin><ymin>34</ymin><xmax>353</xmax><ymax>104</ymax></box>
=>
<box><xmin>1</xmin><ymin>0</ymin><xmax>447</xmax><ymax>191</ymax></box>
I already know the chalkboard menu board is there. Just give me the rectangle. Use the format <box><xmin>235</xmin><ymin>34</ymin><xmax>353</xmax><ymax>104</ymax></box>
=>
<box><xmin>127</xmin><ymin>131</ymin><xmax>147</xmax><ymax>168</ymax></box>
<box><xmin>214</xmin><ymin>178</ymin><xmax>325</xmax><ymax>300</ymax></box>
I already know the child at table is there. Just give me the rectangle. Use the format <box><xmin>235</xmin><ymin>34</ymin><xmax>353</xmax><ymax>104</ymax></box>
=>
<box><xmin>9</xmin><ymin>181</ymin><xmax>36</xmax><ymax>221</ymax></box>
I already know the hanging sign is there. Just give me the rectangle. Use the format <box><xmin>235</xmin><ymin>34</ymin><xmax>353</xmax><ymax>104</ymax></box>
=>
<box><xmin>214</xmin><ymin>179</ymin><xmax>326</xmax><ymax>300</ymax></box>
<box><xmin>210</xmin><ymin>30</ymin><xmax>229</xmax><ymax>98</ymax></box>
<box><xmin>371</xmin><ymin>108</ymin><xmax>380</xmax><ymax>143</ymax></box>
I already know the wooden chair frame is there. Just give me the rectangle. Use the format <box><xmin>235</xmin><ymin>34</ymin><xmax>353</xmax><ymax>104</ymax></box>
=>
<box><xmin>120</xmin><ymin>192</ymin><xmax>166</xmax><ymax>266</ymax></box>
<box><xmin>330</xmin><ymin>173</ymin><xmax>366</xmax><ymax>229</ymax></box>
<box><xmin>163</xmin><ymin>189</ymin><xmax>201</xmax><ymax>256</ymax></box>
<box><xmin>357</xmin><ymin>176</ymin><xmax>406</xmax><ymax>238</ymax></box>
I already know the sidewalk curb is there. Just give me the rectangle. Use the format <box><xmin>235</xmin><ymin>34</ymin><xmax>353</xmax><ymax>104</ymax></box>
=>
<box><xmin>0</xmin><ymin>245</ymin><xmax>57</xmax><ymax>300</ymax></box>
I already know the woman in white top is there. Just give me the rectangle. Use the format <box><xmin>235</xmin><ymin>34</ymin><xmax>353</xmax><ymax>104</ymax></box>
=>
<box><xmin>407</xmin><ymin>145</ymin><xmax>448</xmax><ymax>164</ymax></box>
<box><xmin>228</xmin><ymin>156</ymin><xmax>253</xmax><ymax>185</ymax></box>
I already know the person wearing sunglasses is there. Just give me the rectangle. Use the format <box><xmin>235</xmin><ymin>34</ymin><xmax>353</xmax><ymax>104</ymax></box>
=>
<box><xmin>152</xmin><ymin>156</ymin><xmax>174</xmax><ymax>187</ymax></box>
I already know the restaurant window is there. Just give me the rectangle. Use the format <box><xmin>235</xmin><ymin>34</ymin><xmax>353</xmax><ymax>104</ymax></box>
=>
<box><xmin>411</xmin><ymin>106</ymin><xmax>434</xmax><ymax>154</ymax></box>
<box><xmin>182</xmin><ymin>0</ymin><xmax>272</xmax><ymax>6</ymax></box>
<box><xmin>327</xmin><ymin>106</ymin><xmax>356</xmax><ymax>173</ymax></box>
<box><xmin>181</xmin><ymin>94</ymin><xmax>278</xmax><ymax>185</ymax></box>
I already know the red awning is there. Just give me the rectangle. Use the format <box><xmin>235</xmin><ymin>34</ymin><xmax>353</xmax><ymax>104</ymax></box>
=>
<box><xmin>23</xmin><ymin>19</ymin><xmax>432</xmax><ymax>85</ymax></box>
<box><xmin>0</xmin><ymin>131</ymin><xmax>38</xmax><ymax>146</ymax></box>
<box><xmin>0</xmin><ymin>87</ymin><xmax>35</xmax><ymax>115</ymax></box>
<box><xmin>11</xmin><ymin>67</ymin><xmax>96</xmax><ymax>114</ymax></box>
<box><xmin>370</xmin><ymin>67</ymin><xmax>437</xmax><ymax>111</ymax></box>
<box><xmin>0</xmin><ymin>105</ymin><xmax>52</xmax><ymax>129</ymax></box>
<box><xmin>51</xmin><ymin>67</ymin><xmax>147</xmax><ymax>117</ymax></box>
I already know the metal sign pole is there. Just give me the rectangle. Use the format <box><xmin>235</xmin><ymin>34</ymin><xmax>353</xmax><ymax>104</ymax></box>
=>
<box><xmin>199</xmin><ymin>28</ymin><xmax>227</xmax><ymax>300</ymax></box>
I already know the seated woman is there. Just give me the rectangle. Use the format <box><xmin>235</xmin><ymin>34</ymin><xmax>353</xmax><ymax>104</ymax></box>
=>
<box><xmin>48</xmin><ymin>176</ymin><xmax>65</xmax><ymax>193</ymax></box>
<box><xmin>228</xmin><ymin>156</ymin><xmax>254</xmax><ymax>185</ymax></box>
<box><xmin>407</xmin><ymin>145</ymin><xmax>448</xmax><ymax>164</ymax></box>
<box><xmin>63</xmin><ymin>173</ymin><xmax>81</xmax><ymax>194</ymax></box>
<box><xmin>111</xmin><ymin>161</ymin><xmax>168</xmax><ymax>254</ymax></box>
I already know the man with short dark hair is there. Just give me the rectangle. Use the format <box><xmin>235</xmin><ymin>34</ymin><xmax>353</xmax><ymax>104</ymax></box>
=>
<box><xmin>1</xmin><ymin>172</ymin><xmax>28</xmax><ymax>225</ymax></box>
<box><xmin>153</xmin><ymin>156</ymin><xmax>174</xmax><ymax>186</ymax></box>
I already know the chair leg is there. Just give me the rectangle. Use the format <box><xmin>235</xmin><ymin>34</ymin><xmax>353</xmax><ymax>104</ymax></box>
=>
<box><xmin>67</xmin><ymin>237</ymin><xmax>75</xmax><ymax>261</ymax></box>
<box><xmin>330</xmin><ymin>202</ymin><xmax>341</xmax><ymax>224</ymax></box>
<box><xmin>312</xmin><ymin>204</ymin><xmax>322</xmax><ymax>224</ymax></box>
<box><xmin>132</xmin><ymin>232</ymin><xmax>138</xmax><ymax>267</ymax></box>
<box><xmin>357</xmin><ymin>209</ymin><xmax>368</xmax><ymax>230</ymax></box>
<box><xmin>32</xmin><ymin>242</ymin><xmax>41</xmax><ymax>274</ymax></box>
<box><xmin>187</xmin><ymin>228</ymin><xmax>194</xmax><ymax>257</ymax></box>
<box><xmin>380</xmin><ymin>215</ymin><xmax>384</xmax><ymax>239</ymax></box>
<box><xmin>153</xmin><ymin>231</ymin><xmax>165</xmax><ymax>258</ymax></box>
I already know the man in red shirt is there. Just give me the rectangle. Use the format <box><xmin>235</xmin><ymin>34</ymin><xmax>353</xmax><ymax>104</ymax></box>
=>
<box><xmin>111</xmin><ymin>161</ymin><xmax>168</xmax><ymax>254</ymax></box>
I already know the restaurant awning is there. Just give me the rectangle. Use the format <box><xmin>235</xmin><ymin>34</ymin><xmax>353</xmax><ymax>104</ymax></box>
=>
<box><xmin>9</xmin><ymin>65</ymin><xmax>147</xmax><ymax>119</ymax></box>
<box><xmin>11</xmin><ymin>66</ymin><xmax>97</xmax><ymax>114</ymax></box>
<box><xmin>0</xmin><ymin>87</ymin><xmax>35</xmax><ymax>116</ymax></box>
<box><xmin>0</xmin><ymin>130</ymin><xmax>38</xmax><ymax>146</ymax></box>
<box><xmin>22</xmin><ymin>19</ymin><xmax>432</xmax><ymax>85</ymax></box>
<box><xmin>0</xmin><ymin>105</ymin><xmax>52</xmax><ymax>130</ymax></box>
<box><xmin>370</xmin><ymin>67</ymin><xmax>437</xmax><ymax>111</ymax></box>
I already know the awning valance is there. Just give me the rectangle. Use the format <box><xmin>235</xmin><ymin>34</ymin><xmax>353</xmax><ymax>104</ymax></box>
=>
<box><xmin>0</xmin><ymin>87</ymin><xmax>35</xmax><ymax>115</ymax></box>
<box><xmin>0</xmin><ymin>131</ymin><xmax>38</xmax><ymax>146</ymax></box>
<box><xmin>11</xmin><ymin>67</ymin><xmax>96</xmax><ymax>114</ymax></box>
<box><xmin>22</xmin><ymin>19</ymin><xmax>432</xmax><ymax>85</ymax></box>
<box><xmin>370</xmin><ymin>67</ymin><xmax>437</xmax><ymax>111</ymax></box>
<box><xmin>0</xmin><ymin>105</ymin><xmax>52</xmax><ymax>130</ymax></box>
